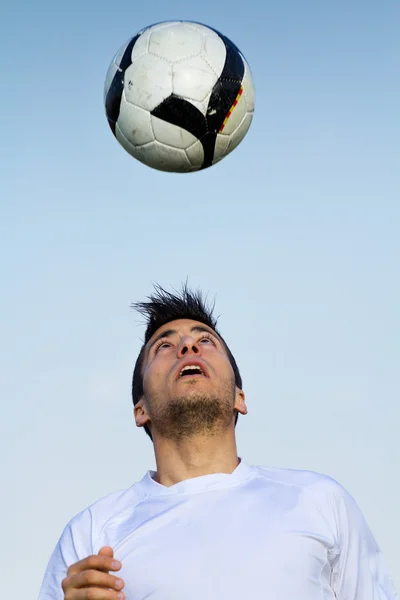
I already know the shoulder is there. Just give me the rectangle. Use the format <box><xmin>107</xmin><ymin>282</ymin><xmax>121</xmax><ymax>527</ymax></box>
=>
<box><xmin>248</xmin><ymin>465</ymin><xmax>359</xmax><ymax>538</ymax></box>
<box><xmin>64</xmin><ymin>480</ymin><xmax>147</xmax><ymax>547</ymax></box>
<box><xmin>249</xmin><ymin>464</ymin><xmax>350</xmax><ymax>502</ymax></box>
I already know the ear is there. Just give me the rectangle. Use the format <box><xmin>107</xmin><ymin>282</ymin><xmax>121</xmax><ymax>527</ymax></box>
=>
<box><xmin>134</xmin><ymin>399</ymin><xmax>151</xmax><ymax>428</ymax></box>
<box><xmin>234</xmin><ymin>388</ymin><xmax>248</xmax><ymax>415</ymax></box>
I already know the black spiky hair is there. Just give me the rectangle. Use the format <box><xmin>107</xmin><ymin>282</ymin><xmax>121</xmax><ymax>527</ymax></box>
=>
<box><xmin>132</xmin><ymin>282</ymin><xmax>218</xmax><ymax>344</ymax></box>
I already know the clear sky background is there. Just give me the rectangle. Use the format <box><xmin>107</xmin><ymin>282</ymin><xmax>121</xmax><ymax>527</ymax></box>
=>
<box><xmin>1</xmin><ymin>0</ymin><xmax>399</xmax><ymax>597</ymax></box>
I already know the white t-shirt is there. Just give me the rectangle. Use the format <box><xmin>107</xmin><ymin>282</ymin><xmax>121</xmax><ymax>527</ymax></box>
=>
<box><xmin>38</xmin><ymin>461</ymin><xmax>398</xmax><ymax>599</ymax></box>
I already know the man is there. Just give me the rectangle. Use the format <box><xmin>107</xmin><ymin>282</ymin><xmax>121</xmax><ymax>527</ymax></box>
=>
<box><xmin>39</xmin><ymin>285</ymin><xmax>398</xmax><ymax>600</ymax></box>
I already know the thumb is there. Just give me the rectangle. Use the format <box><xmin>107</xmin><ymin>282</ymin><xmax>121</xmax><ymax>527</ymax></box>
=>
<box><xmin>98</xmin><ymin>546</ymin><xmax>114</xmax><ymax>558</ymax></box>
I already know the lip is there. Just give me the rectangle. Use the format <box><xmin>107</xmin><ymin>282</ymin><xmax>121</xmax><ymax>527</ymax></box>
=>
<box><xmin>174</xmin><ymin>358</ymin><xmax>210</xmax><ymax>380</ymax></box>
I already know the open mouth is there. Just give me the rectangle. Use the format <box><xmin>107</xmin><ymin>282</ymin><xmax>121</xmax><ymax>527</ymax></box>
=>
<box><xmin>179</xmin><ymin>365</ymin><xmax>206</xmax><ymax>378</ymax></box>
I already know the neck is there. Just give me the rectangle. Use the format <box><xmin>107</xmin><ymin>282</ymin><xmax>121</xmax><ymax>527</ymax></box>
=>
<box><xmin>152</xmin><ymin>427</ymin><xmax>240</xmax><ymax>487</ymax></box>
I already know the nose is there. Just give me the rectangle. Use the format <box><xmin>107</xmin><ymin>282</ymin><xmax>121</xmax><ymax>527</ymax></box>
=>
<box><xmin>177</xmin><ymin>336</ymin><xmax>200</xmax><ymax>357</ymax></box>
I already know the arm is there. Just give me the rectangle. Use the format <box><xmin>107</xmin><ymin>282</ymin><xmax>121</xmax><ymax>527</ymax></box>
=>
<box><xmin>329</xmin><ymin>483</ymin><xmax>398</xmax><ymax>600</ymax></box>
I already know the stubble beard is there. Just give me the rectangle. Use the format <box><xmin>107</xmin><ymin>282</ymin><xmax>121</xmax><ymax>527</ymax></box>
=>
<box><xmin>149</xmin><ymin>379</ymin><xmax>236</xmax><ymax>441</ymax></box>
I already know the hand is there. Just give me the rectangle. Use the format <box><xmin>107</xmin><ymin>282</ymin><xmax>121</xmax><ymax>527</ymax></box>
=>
<box><xmin>62</xmin><ymin>546</ymin><xmax>125</xmax><ymax>599</ymax></box>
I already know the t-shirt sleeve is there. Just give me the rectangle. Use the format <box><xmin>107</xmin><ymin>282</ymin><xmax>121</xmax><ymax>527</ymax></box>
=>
<box><xmin>37</xmin><ymin>509</ymin><xmax>93</xmax><ymax>600</ymax></box>
<box><xmin>329</xmin><ymin>482</ymin><xmax>398</xmax><ymax>600</ymax></box>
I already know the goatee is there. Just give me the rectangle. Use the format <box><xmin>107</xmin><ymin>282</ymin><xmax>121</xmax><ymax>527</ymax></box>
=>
<box><xmin>152</xmin><ymin>389</ymin><xmax>235</xmax><ymax>440</ymax></box>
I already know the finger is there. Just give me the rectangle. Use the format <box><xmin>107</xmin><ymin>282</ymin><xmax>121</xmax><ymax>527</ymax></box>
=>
<box><xmin>64</xmin><ymin>587</ymin><xmax>124</xmax><ymax>600</ymax></box>
<box><xmin>79</xmin><ymin>570</ymin><xmax>124</xmax><ymax>591</ymax></box>
<box><xmin>98</xmin><ymin>546</ymin><xmax>114</xmax><ymax>558</ymax></box>
<box><xmin>63</xmin><ymin>570</ymin><xmax>124</xmax><ymax>593</ymax></box>
<box><xmin>67</xmin><ymin>555</ymin><xmax>122</xmax><ymax>577</ymax></box>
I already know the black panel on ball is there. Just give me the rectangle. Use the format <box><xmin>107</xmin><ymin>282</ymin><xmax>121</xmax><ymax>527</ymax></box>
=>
<box><xmin>151</xmin><ymin>32</ymin><xmax>245</xmax><ymax>169</ymax></box>
<box><xmin>151</xmin><ymin>95</ymin><xmax>206</xmax><ymax>140</ymax></box>
<box><xmin>205</xmin><ymin>35</ymin><xmax>245</xmax><ymax>132</ymax></box>
<box><xmin>105</xmin><ymin>35</ymin><xmax>139</xmax><ymax>135</ymax></box>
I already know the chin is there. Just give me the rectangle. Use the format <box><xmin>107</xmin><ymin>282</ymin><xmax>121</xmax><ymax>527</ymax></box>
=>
<box><xmin>176</xmin><ymin>376</ymin><xmax>210</xmax><ymax>388</ymax></box>
<box><xmin>177</xmin><ymin>381</ymin><xmax>214</xmax><ymax>398</ymax></box>
<box><xmin>154</xmin><ymin>393</ymin><xmax>234</xmax><ymax>439</ymax></box>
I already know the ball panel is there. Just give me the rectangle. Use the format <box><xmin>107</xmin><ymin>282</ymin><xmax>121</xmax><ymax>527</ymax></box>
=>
<box><xmin>151</xmin><ymin>95</ymin><xmax>207</xmax><ymax>144</ymax></box>
<box><xmin>149</xmin><ymin>24</ymin><xmax>203</xmax><ymax>62</ymax></box>
<box><xmin>115</xmin><ymin>127</ymin><xmax>191</xmax><ymax>172</ymax></box>
<box><xmin>200</xmin><ymin>33</ymin><xmax>245</xmax><ymax>151</ymax></box>
<box><xmin>130</xmin><ymin>28</ymin><xmax>152</xmax><ymax>61</ymax></box>
<box><xmin>185</xmin><ymin>140</ymin><xmax>204</xmax><ymax>169</ymax></box>
<box><xmin>213</xmin><ymin>134</ymin><xmax>230</xmax><ymax>163</ymax></box>
<box><xmin>151</xmin><ymin>114</ymin><xmax>198</xmax><ymax>149</ymax></box>
<box><xmin>118</xmin><ymin>100</ymin><xmax>154</xmax><ymax>146</ymax></box>
<box><xmin>104</xmin><ymin>36</ymin><xmax>139</xmax><ymax>132</ymax></box>
<box><xmin>205</xmin><ymin>79</ymin><xmax>244</xmax><ymax>136</ymax></box>
<box><xmin>181</xmin><ymin>21</ymin><xmax>208</xmax><ymax>33</ymax></box>
<box><xmin>136</xmin><ymin>140</ymin><xmax>191</xmax><ymax>172</ymax></box>
<box><xmin>115</xmin><ymin>123</ymin><xmax>141</xmax><ymax>158</ymax></box>
<box><xmin>217</xmin><ymin>35</ymin><xmax>245</xmax><ymax>81</ymax></box>
<box><xmin>200</xmin><ymin>29</ymin><xmax>226</xmax><ymax>77</ymax></box>
<box><xmin>104</xmin><ymin>60</ymin><xmax>119</xmax><ymax>104</ymax></box>
<box><xmin>146</xmin><ymin>21</ymin><xmax>182</xmax><ymax>33</ymax></box>
<box><xmin>242</xmin><ymin>60</ymin><xmax>255</xmax><ymax>112</ymax></box>
<box><xmin>172</xmin><ymin>56</ymin><xmax>218</xmax><ymax>103</ymax></box>
<box><xmin>111</xmin><ymin>38</ymin><xmax>134</xmax><ymax>69</ymax></box>
<box><xmin>124</xmin><ymin>56</ymin><xmax>173</xmax><ymax>111</ymax></box>
<box><xmin>226</xmin><ymin>112</ymin><xmax>253</xmax><ymax>154</ymax></box>
<box><xmin>217</xmin><ymin>87</ymin><xmax>246</xmax><ymax>136</ymax></box>
<box><xmin>184</xmin><ymin>95</ymin><xmax>211</xmax><ymax>118</ymax></box>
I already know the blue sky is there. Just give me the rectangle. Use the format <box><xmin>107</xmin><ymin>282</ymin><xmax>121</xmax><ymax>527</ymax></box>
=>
<box><xmin>1</xmin><ymin>0</ymin><xmax>399</xmax><ymax>595</ymax></box>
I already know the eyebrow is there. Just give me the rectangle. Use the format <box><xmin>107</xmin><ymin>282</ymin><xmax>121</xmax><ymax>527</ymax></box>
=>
<box><xmin>148</xmin><ymin>328</ymin><xmax>177</xmax><ymax>351</ymax></box>
<box><xmin>148</xmin><ymin>325</ymin><xmax>219</xmax><ymax>352</ymax></box>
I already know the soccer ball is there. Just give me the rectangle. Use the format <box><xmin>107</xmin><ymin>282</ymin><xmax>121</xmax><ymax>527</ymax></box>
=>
<box><xmin>104</xmin><ymin>21</ymin><xmax>255</xmax><ymax>173</ymax></box>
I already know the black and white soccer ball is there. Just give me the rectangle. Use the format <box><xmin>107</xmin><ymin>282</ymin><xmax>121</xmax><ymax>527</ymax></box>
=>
<box><xmin>104</xmin><ymin>21</ymin><xmax>255</xmax><ymax>173</ymax></box>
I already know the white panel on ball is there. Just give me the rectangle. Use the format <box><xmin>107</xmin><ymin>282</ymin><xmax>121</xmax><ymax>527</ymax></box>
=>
<box><xmin>213</xmin><ymin>135</ymin><xmax>230</xmax><ymax>163</ymax></box>
<box><xmin>124</xmin><ymin>56</ymin><xmax>172</xmax><ymax>112</ymax></box>
<box><xmin>200</xmin><ymin>29</ymin><xmax>226</xmax><ymax>77</ymax></box>
<box><xmin>130</xmin><ymin>28</ymin><xmax>152</xmax><ymax>61</ymax></box>
<box><xmin>185</xmin><ymin>140</ymin><xmax>204</xmax><ymax>169</ymax></box>
<box><xmin>242</xmin><ymin>62</ymin><xmax>255</xmax><ymax>113</ymax></box>
<box><xmin>115</xmin><ymin>123</ymin><xmax>141</xmax><ymax>158</ymax></box>
<box><xmin>227</xmin><ymin>113</ymin><xmax>253</xmax><ymax>153</ymax></box>
<box><xmin>151</xmin><ymin>115</ymin><xmax>198</xmax><ymax>149</ymax></box>
<box><xmin>149</xmin><ymin>24</ymin><xmax>203</xmax><ymax>62</ymax></box>
<box><xmin>118</xmin><ymin>102</ymin><xmax>154</xmax><ymax>146</ymax></box>
<box><xmin>148</xmin><ymin>21</ymin><xmax>182</xmax><ymax>33</ymax></box>
<box><xmin>172</xmin><ymin>56</ymin><xmax>218</xmax><ymax>102</ymax></box>
<box><xmin>182</xmin><ymin>21</ymin><xmax>208</xmax><ymax>33</ymax></box>
<box><xmin>135</xmin><ymin>141</ymin><xmax>191</xmax><ymax>172</ymax></box>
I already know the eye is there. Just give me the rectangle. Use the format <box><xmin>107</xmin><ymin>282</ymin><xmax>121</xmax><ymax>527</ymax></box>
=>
<box><xmin>154</xmin><ymin>339</ymin><xmax>172</xmax><ymax>353</ymax></box>
<box><xmin>199</xmin><ymin>333</ymin><xmax>215</xmax><ymax>345</ymax></box>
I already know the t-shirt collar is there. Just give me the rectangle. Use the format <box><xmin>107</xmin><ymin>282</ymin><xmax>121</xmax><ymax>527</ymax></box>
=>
<box><xmin>139</xmin><ymin>458</ymin><xmax>252</xmax><ymax>496</ymax></box>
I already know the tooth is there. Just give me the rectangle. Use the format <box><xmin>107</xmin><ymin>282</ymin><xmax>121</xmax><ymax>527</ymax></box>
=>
<box><xmin>180</xmin><ymin>365</ymin><xmax>203</xmax><ymax>375</ymax></box>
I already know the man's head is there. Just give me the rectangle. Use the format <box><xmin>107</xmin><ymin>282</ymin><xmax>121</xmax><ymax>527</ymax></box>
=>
<box><xmin>131</xmin><ymin>284</ymin><xmax>247</xmax><ymax>440</ymax></box>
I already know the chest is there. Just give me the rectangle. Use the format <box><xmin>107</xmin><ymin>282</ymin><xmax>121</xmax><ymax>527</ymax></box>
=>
<box><xmin>106</xmin><ymin>492</ymin><xmax>335</xmax><ymax>599</ymax></box>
